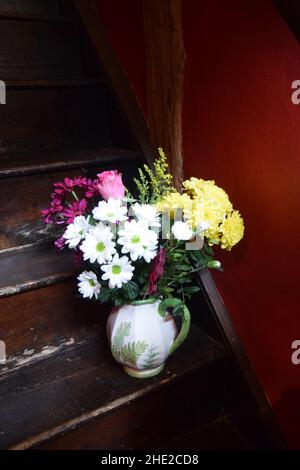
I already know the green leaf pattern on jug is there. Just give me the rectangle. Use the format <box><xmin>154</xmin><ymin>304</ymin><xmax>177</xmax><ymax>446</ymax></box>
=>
<box><xmin>111</xmin><ymin>322</ymin><xmax>131</xmax><ymax>350</ymax></box>
<box><xmin>111</xmin><ymin>322</ymin><xmax>149</xmax><ymax>367</ymax></box>
<box><xmin>142</xmin><ymin>345</ymin><xmax>160</xmax><ymax>369</ymax></box>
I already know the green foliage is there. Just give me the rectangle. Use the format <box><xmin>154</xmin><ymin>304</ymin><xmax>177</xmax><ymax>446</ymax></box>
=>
<box><xmin>133</xmin><ymin>148</ymin><xmax>175</xmax><ymax>204</ymax></box>
<box><xmin>188</xmin><ymin>242</ymin><xmax>223</xmax><ymax>271</ymax></box>
<box><xmin>122</xmin><ymin>281</ymin><xmax>140</xmax><ymax>300</ymax></box>
<box><xmin>97</xmin><ymin>265</ymin><xmax>150</xmax><ymax>306</ymax></box>
<box><xmin>153</xmin><ymin>238</ymin><xmax>222</xmax><ymax>309</ymax></box>
<box><xmin>133</xmin><ymin>167</ymin><xmax>150</xmax><ymax>203</ymax></box>
<box><xmin>124</xmin><ymin>188</ymin><xmax>136</xmax><ymax>203</ymax></box>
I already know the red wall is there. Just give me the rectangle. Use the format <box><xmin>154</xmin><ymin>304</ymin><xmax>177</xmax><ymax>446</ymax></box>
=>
<box><xmin>182</xmin><ymin>0</ymin><xmax>300</xmax><ymax>447</ymax></box>
<box><xmin>96</xmin><ymin>0</ymin><xmax>300</xmax><ymax>447</ymax></box>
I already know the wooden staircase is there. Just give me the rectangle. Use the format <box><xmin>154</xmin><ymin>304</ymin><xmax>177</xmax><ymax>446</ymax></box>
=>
<box><xmin>0</xmin><ymin>0</ymin><xmax>286</xmax><ymax>450</ymax></box>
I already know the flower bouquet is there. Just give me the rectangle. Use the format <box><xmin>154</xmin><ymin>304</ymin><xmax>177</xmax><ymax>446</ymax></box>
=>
<box><xmin>42</xmin><ymin>149</ymin><xmax>244</xmax><ymax>378</ymax></box>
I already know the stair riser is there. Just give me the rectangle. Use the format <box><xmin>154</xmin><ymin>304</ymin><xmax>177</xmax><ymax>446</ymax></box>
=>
<box><xmin>0</xmin><ymin>280</ymin><xmax>108</xmax><ymax>372</ymax></box>
<box><xmin>33</xmin><ymin>362</ymin><xmax>225</xmax><ymax>450</ymax></box>
<box><xmin>0</xmin><ymin>18</ymin><xmax>81</xmax><ymax>79</ymax></box>
<box><xmin>223</xmin><ymin>360</ymin><xmax>274</xmax><ymax>449</ymax></box>
<box><xmin>0</xmin><ymin>86</ymin><xmax>110</xmax><ymax>157</ymax></box>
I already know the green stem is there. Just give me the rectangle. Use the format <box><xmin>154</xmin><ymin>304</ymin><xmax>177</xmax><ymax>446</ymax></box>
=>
<box><xmin>163</xmin><ymin>266</ymin><xmax>204</xmax><ymax>285</ymax></box>
<box><xmin>180</xmin><ymin>284</ymin><xmax>185</xmax><ymax>305</ymax></box>
<box><xmin>71</xmin><ymin>190</ymin><xmax>79</xmax><ymax>201</ymax></box>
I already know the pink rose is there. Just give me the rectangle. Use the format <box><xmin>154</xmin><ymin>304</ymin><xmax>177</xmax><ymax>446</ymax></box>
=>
<box><xmin>97</xmin><ymin>170</ymin><xmax>125</xmax><ymax>200</ymax></box>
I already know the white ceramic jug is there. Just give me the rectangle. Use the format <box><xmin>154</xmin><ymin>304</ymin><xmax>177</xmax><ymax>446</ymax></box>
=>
<box><xmin>107</xmin><ymin>298</ymin><xmax>191</xmax><ymax>378</ymax></box>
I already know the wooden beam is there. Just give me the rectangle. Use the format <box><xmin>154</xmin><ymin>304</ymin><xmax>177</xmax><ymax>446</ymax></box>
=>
<box><xmin>143</xmin><ymin>0</ymin><xmax>186</xmax><ymax>190</ymax></box>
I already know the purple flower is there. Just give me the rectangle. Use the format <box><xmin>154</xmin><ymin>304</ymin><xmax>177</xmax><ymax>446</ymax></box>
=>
<box><xmin>41</xmin><ymin>196</ymin><xmax>64</xmax><ymax>224</ymax></box>
<box><xmin>41</xmin><ymin>207</ymin><xmax>52</xmax><ymax>224</ymax></box>
<box><xmin>54</xmin><ymin>236</ymin><xmax>65</xmax><ymax>250</ymax></box>
<box><xmin>42</xmin><ymin>175</ymin><xmax>100</xmax><ymax>226</ymax></box>
<box><xmin>84</xmin><ymin>179</ymin><xmax>99</xmax><ymax>198</ymax></box>
<box><xmin>53</xmin><ymin>177</ymin><xmax>75</xmax><ymax>196</ymax></box>
<box><xmin>53</xmin><ymin>176</ymin><xmax>84</xmax><ymax>196</ymax></box>
<box><xmin>62</xmin><ymin>199</ymin><xmax>87</xmax><ymax>224</ymax></box>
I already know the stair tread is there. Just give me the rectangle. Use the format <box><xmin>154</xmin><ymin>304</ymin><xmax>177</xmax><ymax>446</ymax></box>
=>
<box><xmin>0</xmin><ymin>148</ymin><xmax>140</xmax><ymax>178</ymax></box>
<box><xmin>5</xmin><ymin>79</ymin><xmax>106</xmax><ymax>89</ymax></box>
<box><xmin>0</xmin><ymin>0</ymin><xmax>76</xmax><ymax>23</ymax></box>
<box><xmin>0</xmin><ymin>12</ymin><xmax>77</xmax><ymax>23</ymax></box>
<box><xmin>0</xmin><ymin>324</ymin><xmax>226</xmax><ymax>449</ymax></box>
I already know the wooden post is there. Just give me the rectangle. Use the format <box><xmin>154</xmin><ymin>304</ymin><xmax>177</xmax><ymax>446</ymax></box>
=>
<box><xmin>143</xmin><ymin>0</ymin><xmax>186</xmax><ymax>190</ymax></box>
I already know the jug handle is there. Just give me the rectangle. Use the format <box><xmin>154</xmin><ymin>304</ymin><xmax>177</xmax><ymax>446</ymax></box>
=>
<box><xmin>158</xmin><ymin>298</ymin><xmax>191</xmax><ymax>355</ymax></box>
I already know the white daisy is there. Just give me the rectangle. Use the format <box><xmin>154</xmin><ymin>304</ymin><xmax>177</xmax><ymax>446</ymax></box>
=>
<box><xmin>92</xmin><ymin>197</ymin><xmax>128</xmax><ymax>224</ymax></box>
<box><xmin>132</xmin><ymin>203</ymin><xmax>161</xmax><ymax>227</ymax></box>
<box><xmin>78</xmin><ymin>271</ymin><xmax>101</xmax><ymax>299</ymax></box>
<box><xmin>101</xmin><ymin>253</ymin><xmax>134</xmax><ymax>289</ymax></box>
<box><xmin>63</xmin><ymin>215</ymin><xmax>91</xmax><ymax>249</ymax></box>
<box><xmin>80</xmin><ymin>222</ymin><xmax>116</xmax><ymax>264</ymax></box>
<box><xmin>117</xmin><ymin>219</ymin><xmax>158</xmax><ymax>263</ymax></box>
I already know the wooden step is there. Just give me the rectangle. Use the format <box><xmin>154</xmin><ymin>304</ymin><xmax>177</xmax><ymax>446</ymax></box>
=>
<box><xmin>0</xmin><ymin>0</ymin><xmax>77</xmax><ymax>21</ymax></box>
<box><xmin>0</xmin><ymin>280</ymin><xmax>107</xmax><ymax>367</ymax></box>
<box><xmin>0</xmin><ymin>18</ymin><xmax>82</xmax><ymax>80</ymax></box>
<box><xmin>0</xmin><ymin>324</ymin><xmax>226</xmax><ymax>449</ymax></box>
<box><xmin>5</xmin><ymin>79</ymin><xmax>105</xmax><ymax>89</ymax></box>
<box><xmin>0</xmin><ymin>147</ymin><xmax>140</xmax><ymax>178</ymax></box>
<box><xmin>0</xmin><ymin>151</ymin><xmax>142</xmax><ymax>250</ymax></box>
<box><xmin>0</xmin><ymin>83</ymin><xmax>110</xmax><ymax>156</ymax></box>
<box><xmin>0</xmin><ymin>148</ymin><xmax>141</xmax><ymax>179</ymax></box>
<box><xmin>0</xmin><ymin>243</ymin><xmax>75</xmax><ymax>298</ymax></box>
<box><xmin>0</xmin><ymin>0</ymin><xmax>62</xmax><ymax>19</ymax></box>
<box><xmin>0</xmin><ymin>11</ymin><xmax>76</xmax><ymax>23</ymax></box>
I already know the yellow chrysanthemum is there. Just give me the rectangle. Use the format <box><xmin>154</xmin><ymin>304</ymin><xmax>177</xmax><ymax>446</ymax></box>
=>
<box><xmin>156</xmin><ymin>192</ymin><xmax>192</xmax><ymax>215</ymax></box>
<box><xmin>220</xmin><ymin>210</ymin><xmax>245</xmax><ymax>250</ymax></box>
<box><xmin>183</xmin><ymin>199</ymin><xmax>217</xmax><ymax>236</ymax></box>
<box><xmin>183</xmin><ymin>177</ymin><xmax>232</xmax><ymax>213</ymax></box>
<box><xmin>183</xmin><ymin>177</ymin><xmax>214</xmax><ymax>196</ymax></box>
<box><xmin>157</xmin><ymin>177</ymin><xmax>244</xmax><ymax>250</ymax></box>
<box><xmin>183</xmin><ymin>178</ymin><xmax>233</xmax><ymax>238</ymax></box>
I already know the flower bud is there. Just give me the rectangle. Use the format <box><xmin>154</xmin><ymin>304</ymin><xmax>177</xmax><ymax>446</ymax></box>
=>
<box><xmin>207</xmin><ymin>260</ymin><xmax>221</xmax><ymax>269</ymax></box>
<box><xmin>171</xmin><ymin>221</ymin><xmax>193</xmax><ymax>241</ymax></box>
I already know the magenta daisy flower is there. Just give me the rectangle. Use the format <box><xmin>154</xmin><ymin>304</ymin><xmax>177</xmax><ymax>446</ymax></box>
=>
<box><xmin>62</xmin><ymin>199</ymin><xmax>87</xmax><ymax>224</ymax></box>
